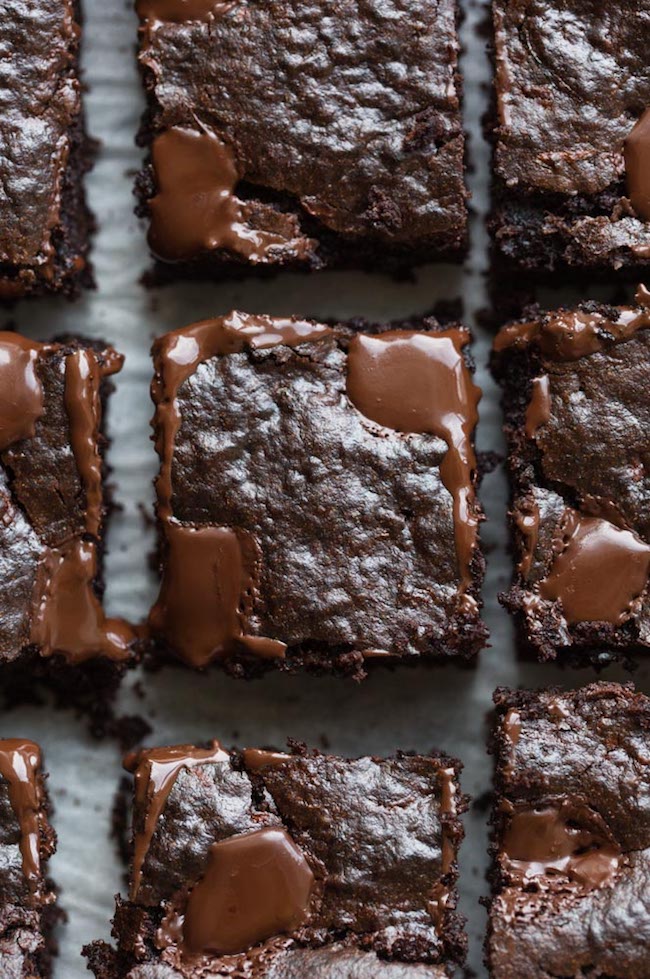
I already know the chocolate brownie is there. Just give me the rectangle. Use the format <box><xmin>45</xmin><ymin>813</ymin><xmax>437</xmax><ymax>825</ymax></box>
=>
<box><xmin>147</xmin><ymin>311</ymin><xmax>486</xmax><ymax>677</ymax></box>
<box><xmin>84</xmin><ymin>741</ymin><xmax>467</xmax><ymax>977</ymax></box>
<box><xmin>134</xmin><ymin>0</ymin><xmax>468</xmax><ymax>280</ymax></box>
<box><xmin>0</xmin><ymin>333</ymin><xmax>136</xmax><ymax>695</ymax></box>
<box><xmin>0</xmin><ymin>739</ymin><xmax>58</xmax><ymax>977</ymax></box>
<box><xmin>493</xmin><ymin>288</ymin><xmax>650</xmax><ymax>665</ymax></box>
<box><xmin>489</xmin><ymin>0</ymin><xmax>650</xmax><ymax>275</ymax></box>
<box><xmin>487</xmin><ymin>682</ymin><xmax>650</xmax><ymax>977</ymax></box>
<box><xmin>0</xmin><ymin>1</ymin><xmax>94</xmax><ymax>299</ymax></box>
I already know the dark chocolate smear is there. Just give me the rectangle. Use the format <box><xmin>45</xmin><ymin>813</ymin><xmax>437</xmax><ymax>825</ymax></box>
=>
<box><xmin>137</xmin><ymin>0</ymin><xmax>235</xmax><ymax>22</ymax></box>
<box><xmin>30</xmin><ymin>539</ymin><xmax>134</xmax><ymax>663</ymax></box>
<box><xmin>494</xmin><ymin>302</ymin><xmax>650</xmax><ymax>359</ymax></box>
<box><xmin>346</xmin><ymin>329</ymin><xmax>481</xmax><ymax>610</ymax></box>
<box><xmin>503</xmin><ymin>805</ymin><xmax>621</xmax><ymax>890</ymax></box>
<box><xmin>625</xmin><ymin>109</ymin><xmax>650</xmax><ymax>222</ymax></box>
<box><xmin>0</xmin><ymin>739</ymin><xmax>43</xmax><ymax>889</ymax></box>
<box><xmin>524</xmin><ymin>375</ymin><xmax>550</xmax><ymax>438</ymax></box>
<box><xmin>148</xmin><ymin>128</ymin><xmax>307</xmax><ymax>263</ymax></box>
<box><xmin>171</xmin><ymin>827</ymin><xmax>314</xmax><ymax>955</ymax></box>
<box><xmin>538</xmin><ymin>511</ymin><xmax>650</xmax><ymax>624</ymax></box>
<box><xmin>0</xmin><ymin>334</ymin><xmax>49</xmax><ymax>452</ymax></box>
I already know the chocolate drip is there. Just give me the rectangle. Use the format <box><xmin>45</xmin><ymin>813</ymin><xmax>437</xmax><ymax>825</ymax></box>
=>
<box><xmin>30</xmin><ymin>539</ymin><xmax>134</xmax><ymax>663</ymax></box>
<box><xmin>346</xmin><ymin>329</ymin><xmax>481</xmax><ymax>609</ymax></box>
<box><xmin>514</xmin><ymin>496</ymin><xmax>540</xmax><ymax>579</ymax></box>
<box><xmin>428</xmin><ymin>766</ymin><xmax>458</xmax><ymax>933</ymax></box>
<box><xmin>151</xmin><ymin>311</ymin><xmax>331</xmax><ymax>522</ymax></box>
<box><xmin>124</xmin><ymin>742</ymin><xmax>229</xmax><ymax>900</ymax></box>
<box><xmin>149</xmin><ymin>313</ymin><xmax>331</xmax><ymax>665</ymax></box>
<box><xmin>148</xmin><ymin>128</ymin><xmax>308</xmax><ymax>263</ymax></box>
<box><xmin>538</xmin><ymin>511</ymin><xmax>650</xmax><ymax>624</ymax></box>
<box><xmin>0</xmin><ymin>334</ymin><xmax>49</xmax><ymax>452</ymax></box>
<box><xmin>0</xmin><ymin>740</ymin><xmax>43</xmax><ymax>889</ymax></box>
<box><xmin>494</xmin><ymin>304</ymin><xmax>650</xmax><ymax>359</ymax></box>
<box><xmin>242</xmin><ymin>749</ymin><xmax>291</xmax><ymax>771</ymax></box>
<box><xmin>625</xmin><ymin>109</ymin><xmax>650</xmax><ymax>222</ymax></box>
<box><xmin>503</xmin><ymin>804</ymin><xmax>621</xmax><ymax>891</ymax></box>
<box><xmin>165</xmin><ymin>827</ymin><xmax>314</xmax><ymax>956</ymax></box>
<box><xmin>524</xmin><ymin>375</ymin><xmax>550</xmax><ymax>438</ymax></box>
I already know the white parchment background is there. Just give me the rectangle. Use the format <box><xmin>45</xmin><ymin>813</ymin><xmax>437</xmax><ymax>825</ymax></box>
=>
<box><xmin>1</xmin><ymin>0</ymin><xmax>647</xmax><ymax>975</ymax></box>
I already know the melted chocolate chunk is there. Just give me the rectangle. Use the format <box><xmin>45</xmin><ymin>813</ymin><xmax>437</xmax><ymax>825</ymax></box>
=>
<box><xmin>148</xmin><ymin>311</ymin><xmax>486</xmax><ymax>673</ymax></box>
<box><xmin>625</xmin><ymin>108</ymin><xmax>650</xmax><ymax>222</ymax></box>
<box><xmin>167</xmin><ymin>827</ymin><xmax>314</xmax><ymax>955</ymax></box>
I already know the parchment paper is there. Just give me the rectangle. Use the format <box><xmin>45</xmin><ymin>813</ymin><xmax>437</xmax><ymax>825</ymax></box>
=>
<box><xmin>2</xmin><ymin>0</ymin><xmax>646</xmax><ymax>974</ymax></box>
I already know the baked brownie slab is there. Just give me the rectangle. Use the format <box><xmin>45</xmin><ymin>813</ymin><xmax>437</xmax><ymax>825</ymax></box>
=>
<box><xmin>85</xmin><ymin>742</ymin><xmax>467</xmax><ymax>977</ymax></box>
<box><xmin>0</xmin><ymin>739</ymin><xmax>58</xmax><ymax>977</ymax></box>
<box><xmin>0</xmin><ymin>1</ymin><xmax>94</xmax><ymax>299</ymax></box>
<box><xmin>487</xmin><ymin>683</ymin><xmax>650</xmax><ymax>977</ymax></box>
<box><xmin>490</xmin><ymin>0</ymin><xmax>650</xmax><ymax>275</ymax></box>
<box><xmin>147</xmin><ymin>311</ymin><xmax>486</xmax><ymax>676</ymax></box>
<box><xmin>0</xmin><ymin>333</ymin><xmax>135</xmax><ymax>684</ymax></box>
<box><xmin>493</xmin><ymin>288</ymin><xmax>650</xmax><ymax>664</ymax></box>
<box><xmin>135</xmin><ymin>0</ymin><xmax>468</xmax><ymax>279</ymax></box>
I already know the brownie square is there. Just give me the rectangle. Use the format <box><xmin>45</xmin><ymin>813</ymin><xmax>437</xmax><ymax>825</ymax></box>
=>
<box><xmin>487</xmin><ymin>682</ymin><xmax>650</xmax><ymax>977</ymax></box>
<box><xmin>147</xmin><ymin>311</ymin><xmax>486</xmax><ymax>676</ymax></box>
<box><xmin>85</xmin><ymin>741</ymin><xmax>467</xmax><ymax>977</ymax></box>
<box><xmin>489</xmin><ymin>0</ymin><xmax>650</xmax><ymax>275</ymax></box>
<box><xmin>135</xmin><ymin>0</ymin><xmax>468</xmax><ymax>279</ymax></box>
<box><xmin>0</xmin><ymin>739</ymin><xmax>58</xmax><ymax>977</ymax></box>
<box><xmin>0</xmin><ymin>0</ymin><xmax>94</xmax><ymax>299</ymax></box>
<box><xmin>0</xmin><ymin>333</ymin><xmax>135</xmax><ymax>685</ymax></box>
<box><xmin>493</xmin><ymin>289</ymin><xmax>650</xmax><ymax>665</ymax></box>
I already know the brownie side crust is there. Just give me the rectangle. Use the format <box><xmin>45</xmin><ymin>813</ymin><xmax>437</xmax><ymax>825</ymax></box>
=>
<box><xmin>0</xmin><ymin>0</ymin><xmax>94</xmax><ymax>299</ymax></box>
<box><xmin>487</xmin><ymin>682</ymin><xmax>650</xmax><ymax>977</ymax></box>
<box><xmin>85</xmin><ymin>741</ymin><xmax>467</xmax><ymax>977</ymax></box>
<box><xmin>0</xmin><ymin>739</ymin><xmax>59</xmax><ymax>978</ymax></box>
<box><xmin>489</xmin><ymin>0</ymin><xmax>650</xmax><ymax>275</ymax></box>
<box><xmin>493</xmin><ymin>290</ymin><xmax>650</xmax><ymax>665</ymax></box>
<box><xmin>0</xmin><ymin>334</ymin><xmax>136</xmax><ymax>700</ymax></box>
<box><xmin>146</xmin><ymin>311</ymin><xmax>487</xmax><ymax>676</ymax></box>
<box><xmin>135</xmin><ymin>0</ymin><xmax>468</xmax><ymax>280</ymax></box>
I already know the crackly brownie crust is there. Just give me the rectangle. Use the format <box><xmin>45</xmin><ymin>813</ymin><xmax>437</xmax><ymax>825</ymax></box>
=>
<box><xmin>487</xmin><ymin>683</ymin><xmax>650</xmax><ymax>977</ymax></box>
<box><xmin>0</xmin><ymin>0</ymin><xmax>94</xmax><ymax>299</ymax></box>
<box><xmin>488</xmin><ymin>0</ymin><xmax>650</xmax><ymax>276</ymax></box>
<box><xmin>0</xmin><ymin>334</ymin><xmax>136</xmax><ymax>710</ymax></box>
<box><xmin>85</xmin><ymin>742</ymin><xmax>467</xmax><ymax>977</ymax></box>
<box><xmin>135</xmin><ymin>0</ymin><xmax>467</xmax><ymax>280</ymax></box>
<box><xmin>493</xmin><ymin>293</ymin><xmax>650</xmax><ymax>665</ymax></box>
<box><xmin>0</xmin><ymin>740</ymin><xmax>59</xmax><ymax>978</ymax></box>
<box><xmin>147</xmin><ymin>311</ymin><xmax>487</xmax><ymax>676</ymax></box>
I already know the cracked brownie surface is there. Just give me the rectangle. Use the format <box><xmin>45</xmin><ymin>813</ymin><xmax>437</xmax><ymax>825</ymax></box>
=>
<box><xmin>85</xmin><ymin>742</ymin><xmax>467</xmax><ymax>977</ymax></box>
<box><xmin>487</xmin><ymin>683</ymin><xmax>650</xmax><ymax>977</ymax></box>
<box><xmin>0</xmin><ymin>0</ymin><xmax>94</xmax><ymax>298</ymax></box>
<box><xmin>147</xmin><ymin>311</ymin><xmax>487</xmax><ymax>676</ymax></box>
<box><xmin>489</xmin><ymin>0</ymin><xmax>650</xmax><ymax>274</ymax></box>
<box><xmin>135</xmin><ymin>0</ymin><xmax>467</xmax><ymax>277</ymax></box>
<box><xmin>493</xmin><ymin>291</ymin><xmax>650</xmax><ymax>664</ymax></box>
